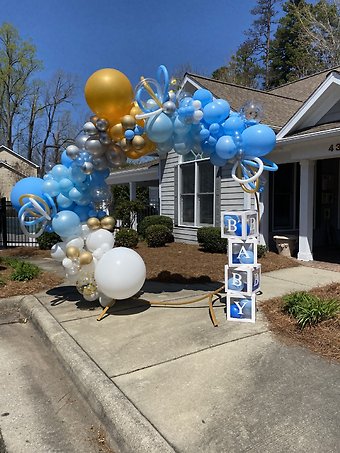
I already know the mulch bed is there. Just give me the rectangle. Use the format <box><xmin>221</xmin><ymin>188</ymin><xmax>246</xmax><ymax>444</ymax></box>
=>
<box><xmin>260</xmin><ymin>282</ymin><xmax>340</xmax><ymax>362</ymax></box>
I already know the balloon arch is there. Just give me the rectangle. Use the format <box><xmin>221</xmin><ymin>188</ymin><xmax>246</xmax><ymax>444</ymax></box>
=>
<box><xmin>10</xmin><ymin>65</ymin><xmax>277</xmax><ymax>305</ymax></box>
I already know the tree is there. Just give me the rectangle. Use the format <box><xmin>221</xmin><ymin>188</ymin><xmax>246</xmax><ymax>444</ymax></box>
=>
<box><xmin>0</xmin><ymin>23</ymin><xmax>42</xmax><ymax>149</ymax></box>
<box><xmin>268</xmin><ymin>0</ymin><xmax>323</xmax><ymax>87</ymax></box>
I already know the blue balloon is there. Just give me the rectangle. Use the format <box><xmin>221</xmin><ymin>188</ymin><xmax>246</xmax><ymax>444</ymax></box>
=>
<box><xmin>52</xmin><ymin>210</ymin><xmax>81</xmax><ymax>238</ymax></box>
<box><xmin>42</xmin><ymin>179</ymin><xmax>60</xmax><ymax>197</ymax></box>
<box><xmin>51</xmin><ymin>164</ymin><xmax>69</xmax><ymax>181</ymax></box>
<box><xmin>173</xmin><ymin>116</ymin><xmax>190</xmax><ymax>136</ymax></box>
<box><xmin>125</xmin><ymin>130</ymin><xmax>135</xmax><ymax>140</ymax></box>
<box><xmin>201</xmin><ymin>141</ymin><xmax>215</xmax><ymax>156</ymax></box>
<box><xmin>11</xmin><ymin>177</ymin><xmax>45</xmax><ymax>212</ymax></box>
<box><xmin>230</xmin><ymin>304</ymin><xmax>242</xmax><ymax>318</ymax></box>
<box><xmin>239</xmin><ymin>250</ymin><xmax>254</xmax><ymax>264</ymax></box>
<box><xmin>193</xmin><ymin>89</ymin><xmax>213</xmax><ymax>107</ymax></box>
<box><xmin>74</xmin><ymin>204</ymin><xmax>91</xmax><ymax>222</ymax></box>
<box><xmin>210</xmin><ymin>152</ymin><xmax>227</xmax><ymax>167</ymax></box>
<box><xmin>242</xmin><ymin>124</ymin><xmax>276</xmax><ymax>157</ymax></box>
<box><xmin>199</xmin><ymin>128</ymin><xmax>210</xmax><ymax>141</ymax></box>
<box><xmin>57</xmin><ymin>193</ymin><xmax>73</xmax><ymax>209</ymax></box>
<box><xmin>173</xmin><ymin>140</ymin><xmax>192</xmax><ymax>156</ymax></box>
<box><xmin>69</xmin><ymin>187</ymin><xmax>83</xmax><ymax>202</ymax></box>
<box><xmin>145</xmin><ymin>112</ymin><xmax>173</xmax><ymax>143</ymax></box>
<box><xmin>228</xmin><ymin>278</ymin><xmax>244</xmax><ymax>292</ymax></box>
<box><xmin>203</xmin><ymin>101</ymin><xmax>229</xmax><ymax>124</ymax></box>
<box><xmin>222</xmin><ymin>115</ymin><xmax>246</xmax><ymax>136</ymax></box>
<box><xmin>214</xmin><ymin>99</ymin><xmax>230</xmax><ymax>119</ymax></box>
<box><xmin>208</xmin><ymin>136</ymin><xmax>217</xmax><ymax>146</ymax></box>
<box><xmin>59</xmin><ymin>178</ymin><xmax>74</xmax><ymax>194</ymax></box>
<box><xmin>61</xmin><ymin>150</ymin><xmax>73</xmax><ymax>168</ymax></box>
<box><xmin>216</xmin><ymin>135</ymin><xmax>237</xmax><ymax>160</ymax></box>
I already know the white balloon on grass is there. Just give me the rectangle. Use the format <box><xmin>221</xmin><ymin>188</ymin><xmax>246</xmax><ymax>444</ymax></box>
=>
<box><xmin>95</xmin><ymin>247</ymin><xmax>146</xmax><ymax>300</ymax></box>
<box><xmin>51</xmin><ymin>242</ymin><xmax>66</xmax><ymax>261</ymax></box>
<box><xmin>86</xmin><ymin>229</ymin><xmax>114</xmax><ymax>252</ymax></box>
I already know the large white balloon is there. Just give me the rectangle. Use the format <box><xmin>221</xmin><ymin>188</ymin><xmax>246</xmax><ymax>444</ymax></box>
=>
<box><xmin>66</xmin><ymin>236</ymin><xmax>84</xmax><ymax>249</ymax></box>
<box><xmin>51</xmin><ymin>242</ymin><xmax>66</xmax><ymax>261</ymax></box>
<box><xmin>86</xmin><ymin>228</ymin><xmax>114</xmax><ymax>252</ymax></box>
<box><xmin>95</xmin><ymin>247</ymin><xmax>146</xmax><ymax>300</ymax></box>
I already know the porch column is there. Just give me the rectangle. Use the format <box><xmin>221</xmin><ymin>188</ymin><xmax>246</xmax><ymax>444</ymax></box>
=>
<box><xmin>259</xmin><ymin>189</ymin><xmax>269</xmax><ymax>246</ymax></box>
<box><xmin>129</xmin><ymin>182</ymin><xmax>137</xmax><ymax>230</ymax></box>
<box><xmin>298</xmin><ymin>159</ymin><xmax>315</xmax><ymax>261</ymax></box>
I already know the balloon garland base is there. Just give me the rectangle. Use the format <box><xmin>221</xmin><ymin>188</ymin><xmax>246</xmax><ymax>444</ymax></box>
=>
<box><xmin>95</xmin><ymin>285</ymin><xmax>225</xmax><ymax>327</ymax></box>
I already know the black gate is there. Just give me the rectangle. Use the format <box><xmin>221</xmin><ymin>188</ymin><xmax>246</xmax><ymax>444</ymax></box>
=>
<box><xmin>0</xmin><ymin>197</ymin><xmax>37</xmax><ymax>248</ymax></box>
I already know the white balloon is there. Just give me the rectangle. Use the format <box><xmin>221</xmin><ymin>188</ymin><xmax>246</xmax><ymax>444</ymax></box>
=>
<box><xmin>81</xmin><ymin>223</ymin><xmax>91</xmax><ymax>239</ymax></box>
<box><xmin>93</xmin><ymin>248</ymin><xmax>105</xmax><ymax>260</ymax></box>
<box><xmin>86</xmin><ymin>229</ymin><xmax>114</xmax><ymax>252</ymax></box>
<box><xmin>62</xmin><ymin>257</ymin><xmax>74</xmax><ymax>269</ymax></box>
<box><xmin>95</xmin><ymin>247</ymin><xmax>146</xmax><ymax>300</ymax></box>
<box><xmin>83</xmin><ymin>291</ymin><xmax>99</xmax><ymax>302</ymax></box>
<box><xmin>99</xmin><ymin>293</ymin><xmax>114</xmax><ymax>307</ymax></box>
<box><xmin>66</xmin><ymin>236</ymin><xmax>84</xmax><ymax>249</ymax></box>
<box><xmin>51</xmin><ymin>242</ymin><xmax>66</xmax><ymax>261</ymax></box>
<box><xmin>101</xmin><ymin>242</ymin><xmax>112</xmax><ymax>253</ymax></box>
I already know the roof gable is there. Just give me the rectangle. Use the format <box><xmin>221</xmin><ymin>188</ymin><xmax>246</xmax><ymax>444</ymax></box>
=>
<box><xmin>0</xmin><ymin>145</ymin><xmax>39</xmax><ymax>168</ymax></box>
<box><xmin>277</xmin><ymin>71</ymin><xmax>340</xmax><ymax>139</ymax></box>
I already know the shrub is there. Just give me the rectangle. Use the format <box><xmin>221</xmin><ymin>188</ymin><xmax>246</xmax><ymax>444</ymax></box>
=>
<box><xmin>257</xmin><ymin>245</ymin><xmax>268</xmax><ymax>259</ymax></box>
<box><xmin>138</xmin><ymin>215</ymin><xmax>173</xmax><ymax>238</ymax></box>
<box><xmin>37</xmin><ymin>232</ymin><xmax>61</xmax><ymax>250</ymax></box>
<box><xmin>197</xmin><ymin>227</ymin><xmax>228</xmax><ymax>253</ymax></box>
<box><xmin>114</xmin><ymin>200</ymin><xmax>143</xmax><ymax>229</ymax></box>
<box><xmin>282</xmin><ymin>291</ymin><xmax>340</xmax><ymax>329</ymax></box>
<box><xmin>115</xmin><ymin>228</ymin><xmax>139</xmax><ymax>248</ymax></box>
<box><xmin>10</xmin><ymin>261</ymin><xmax>40</xmax><ymax>281</ymax></box>
<box><xmin>145</xmin><ymin>224</ymin><xmax>172</xmax><ymax>247</ymax></box>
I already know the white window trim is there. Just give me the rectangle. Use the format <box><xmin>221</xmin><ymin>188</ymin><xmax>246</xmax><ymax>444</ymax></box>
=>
<box><xmin>177</xmin><ymin>156</ymin><xmax>216</xmax><ymax>228</ymax></box>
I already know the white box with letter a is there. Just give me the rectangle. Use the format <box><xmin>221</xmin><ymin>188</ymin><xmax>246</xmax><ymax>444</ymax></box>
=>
<box><xmin>228</xmin><ymin>237</ymin><xmax>258</xmax><ymax>266</ymax></box>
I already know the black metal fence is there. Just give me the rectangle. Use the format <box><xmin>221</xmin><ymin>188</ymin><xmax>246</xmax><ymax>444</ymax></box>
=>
<box><xmin>0</xmin><ymin>197</ymin><xmax>37</xmax><ymax>248</ymax></box>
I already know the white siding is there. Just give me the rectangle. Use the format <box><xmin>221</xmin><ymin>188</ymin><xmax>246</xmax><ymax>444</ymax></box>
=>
<box><xmin>173</xmin><ymin>226</ymin><xmax>198</xmax><ymax>244</ymax></box>
<box><xmin>160</xmin><ymin>150</ymin><xmax>178</xmax><ymax>219</ymax></box>
<box><xmin>220</xmin><ymin>164</ymin><xmax>245</xmax><ymax>211</ymax></box>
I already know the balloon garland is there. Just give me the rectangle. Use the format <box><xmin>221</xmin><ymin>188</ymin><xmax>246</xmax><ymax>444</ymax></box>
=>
<box><xmin>10</xmin><ymin>64</ymin><xmax>277</xmax><ymax>304</ymax></box>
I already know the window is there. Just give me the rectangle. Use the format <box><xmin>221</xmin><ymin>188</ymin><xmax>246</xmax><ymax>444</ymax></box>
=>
<box><xmin>179</xmin><ymin>155</ymin><xmax>215</xmax><ymax>226</ymax></box>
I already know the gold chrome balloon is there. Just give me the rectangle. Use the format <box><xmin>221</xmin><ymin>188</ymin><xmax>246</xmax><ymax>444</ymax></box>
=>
<box><xmin>66</xmin><ymin>246</ymin><xmax>80</xmax><ymax>259</ymax></box>
<box><xmin>120</xmin><ymin>138</ymin><xmax>131</xmax><ymax>152</ymax></box>
<box><xmin>130</xmin><ymin>104</ymin><xmax>144</xmax><ymax>126</ymax></box>
<box><xmin>121</xmin><ymin>115</ymin><xmax>136</xmax><ymax>130</ymax></box>
<box><xmin>100</xmin><ymin>216</ymin><xmax>116</xmax><ymax>231</ymax></box>
<box><xmin>84</xmin><ymin>68</ymin><xmax>134</xmax><ymax>124</ymax></box>
<box><xmin>87</xmin><ymin>217</ymin><xmax>101</xmax><ymax>230</ymax></box>
<box><xmin>132</xmin><ymin>135</ymin><xmax>145</xmax><ymax>150</ymax></box>
<box><xmin>79</xmin><ymin>251</ymin><xmax>93</xmax><ymax>266</ymax></box>
<box><xmin>109</xmin><ymin>123</ymin><xmax>124</xmax><ymax>141</ymax></box>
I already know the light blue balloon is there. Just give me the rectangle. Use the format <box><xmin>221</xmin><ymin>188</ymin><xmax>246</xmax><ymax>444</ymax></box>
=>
<box><xmin>69</xmin><ymin>187</ymin><xmax>83</xmax><ymax>201</ymax></box>
<box><xmin>239</xmin><ymin>250</ymin><xmax>255</xmax><ymax>264</ymax></box>
<box><xmin>51</xmin><ymin>164</ymin><xmax>69</xmax><ymax>181</ymax></box>
<box><xmin>52</xmin><ymin>210</ymin><xmax>81</xmax><ymax>238</ymax></box>
<box><xmin>145</xmin><ymin>112</ymin><xmax>173</xmax><ymax>143</ymax></box>
<box><xmin>173</xmin><ymin>116</ymin><xmax>190</xmax><ymax>136</ymax></box>
<box><xmin>210</xmin><ymin>152</ymin><xmax>227</xmax><ymax>167</ymax></box>
<box><xmin>242</xmin><ymin>124</ymin><xmax>276</xmax><ymax>157</ymax></box>
<box><xmin>201</xmin><ymin>141</ymin><xmax>215</xmax><ymax>156</ymax></box>
<box><xmin>222</xmin><ymin>116</ymin><xmax>246</xmax><ymax>136</ymax></box>
<box><xmin>59</xmin><ymin>178</ymin><xmax>74</xmax><ymax>194</ymax></box>
<box><xmin>157</xmin><ymin>139</ymin><xmax>174</xmax><ymax>153</ymax></box>
<box><xmin>203</xmin><ymin>101</ymin><xmax>229</xmax><ymax>125</ymax></box>
<box><xmin>199</xmin><ymin>128</ymin><xmax>210</xmax><ymax>141</ymax></box>
<box><xmin>193</xmin><ymin>89</ymin><xmax>213</xmax><ymax>107</ymax></box>
<box><xmin>228</xmin><ymin>277</ymin><xmax>244</xmax><ymax>292</ymax></box>
<box><xmin>216</xmin><ymin>135</ymin><xmax>237</xmax><ymax>160</ymax></box>
<box><xmin>61</xmin><ymin>150</ymin><xmax>73</xmax><ymax>168</ymax></box>
<box><xmin>42</xmin><ymin>179</ymin><xmax>60</xmax><ymax>197</ymax></box>
<box><xmin>174</xmin><ymin>140</ymin><xmax>192</xmax><ymax>156</ymax></box>
<box><xmin>214</xmin><ymin>99</ymin><xmax>230</xmax><ymax>119</ymax></box>
<box><xmin>11</xmin><ymin>177</ymin><xmax>45</xmax><ymax>212</ymax></box>
<box><xmin>57</xmin><ymin>193</ymin><xmax>73</xmax><ymax>209</ymax></box>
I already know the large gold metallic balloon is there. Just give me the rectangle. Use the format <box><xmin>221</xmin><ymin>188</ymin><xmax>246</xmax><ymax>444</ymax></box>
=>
<box><xmin>100</xmin><ymin>216</ymin><xmax>116</xmax><ymax>232</ymax></box>
<box><xmin>79</xmin><ymin>251</ymin><xmax>93</xmax><ymax>266</ymax></box>
<box><xmin>85</xmin><ymin>69</ymin><xmax>134</xmax><ymax>124</ymax></box>
<box><xmin>87</xmin><ymin>217</ymin><xmax>101</xmax><ymax>230</ymax></box>
<box><xmin>109</xmin><ymin>123</ymin><xmax>124</xmax><ymax>141</ymax></box>
<box><xmin>66</xmin><ymin>246</ymin><xmax>80</xmax><ymax>259</ymax></box>
<box><xmin>121</xmin><ymin>115</ymin><xmax>136</xmax><ymax>130</ymax></box>
<box><xmin>130</xmin><ymin>104</ymin><xmax>144</xmax><ymax>127</ymax></box>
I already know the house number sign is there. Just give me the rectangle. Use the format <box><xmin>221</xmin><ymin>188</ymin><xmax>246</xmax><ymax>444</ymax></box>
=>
<box><xmin>328</xmin><ymin>144</ymin><xmax>340</xmax><ymax>152</ymax></box>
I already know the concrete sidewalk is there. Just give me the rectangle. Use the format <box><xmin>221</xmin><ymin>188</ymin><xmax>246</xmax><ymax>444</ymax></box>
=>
<box><xmin>8</xmin><ymin>265</ymin><xmax>340</xmax><ymax>452</ymax></box>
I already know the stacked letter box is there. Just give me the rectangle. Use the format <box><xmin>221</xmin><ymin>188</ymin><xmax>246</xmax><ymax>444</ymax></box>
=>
<box><xmin>221</xmin><ymin>210</ymin><xmax>261</xmax><ymax>323</ymax></box>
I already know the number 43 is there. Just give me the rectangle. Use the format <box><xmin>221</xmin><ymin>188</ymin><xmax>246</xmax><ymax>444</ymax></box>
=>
<box><xmin>328</xmin><ymin>144</ymin><xmax>340</xmax><ymax>151</ymax></box>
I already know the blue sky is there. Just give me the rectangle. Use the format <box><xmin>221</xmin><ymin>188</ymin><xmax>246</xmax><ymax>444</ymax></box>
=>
<box><xmin>1</xmin><ymin>0</ymin><xmax>259</xmax><ymax>118</ymax></box>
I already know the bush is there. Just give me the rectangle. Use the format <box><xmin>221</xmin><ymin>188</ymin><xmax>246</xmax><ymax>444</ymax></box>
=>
<box><xmin>138</xmin><ymin>215</ymin><xmax>173</xmax><ymax>238</ymax></box>
<box><xmin>197</xmin><ymin>227</ymin><xmax>228</xmax><ymax>253</ymax></box>
<box><xmin>257</xmin><ymin>245</ymin><xmax>268</xmax><ymax>259</ymax></box>
<box><xmin>145</xmin><ymin>224</ymin><xmax>172</xmax><ymax>247</ymax></box>
<box><xmin>10</xmin><ymin>261</ymin><xmax>40</xmax><ymax>281</ymax></box>
<box><xmin>115</xmin><ymin>228</ymin><xmax>139</xmax><ymax>248</ymax></box>
<box><xmin>282</xmin><ymin>291</ymin><xmax>340</xmax><ymax>329</ymax></box>
<box><xmin>114</xmin><ymin>200</ymin><xmax>143</xmax><ymax>229</ymax></box>
<box><xmin>37</xmin><ymin>232</ymin><xmax>61</xmax><ymax>250</ymax></box>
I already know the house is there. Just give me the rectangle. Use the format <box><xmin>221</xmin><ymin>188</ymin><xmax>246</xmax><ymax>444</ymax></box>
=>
<box><xmin>107</xmin><ymin>67</ymin><xmax>340</xmax><ymax>261</ymax></box>
<box><xmin>0</xmin><ymin>145</ymin><xmax>39</xmax><ymax>199</ymax></box>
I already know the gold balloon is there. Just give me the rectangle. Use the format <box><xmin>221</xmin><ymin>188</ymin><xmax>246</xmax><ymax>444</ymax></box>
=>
<box><xmin>87</xmin><ymin>217</ymin><xmax>101</xmax><ymax>230</ymax></box>
<box><xmin>130</xmin><ymin>105</ymin><xmax>144</xmax><ymax>127</ymax></box>
<box><xmin>125</xmin><ymin>149</ymin><xmax>140</xmax><ymax>159</ymax></box>
<box><xmin>121</xmin><ymin>115</ymin><xmax>136</xmax><ymax>130</ymax></box>
<box><xmin>100</xmin><ymin>216</ymin><xmax>116</xmax><ymax>231</ymax></box>
<box><xmin>66</xmin><ymin>246</ymin><xmax>80</xmax><ymax>259</ymax></box>
<box><xmin>109</xmin><ymin>123</ymin><xmax>124</xmax><ymax>141</ymax></box>
<box><xmin>84</xmin><ymin>68</ymin><xmax>134</xmax><ymax>124</ymax></box>
<box><xmin>132</xmin><ymin>135</ymin><xmax>145</xmax><ymax>150</ymax></box>
<box><xmin>79</xmin><ymin>251</ymin><xmax>93</xmax><ymax>266</ymax></box>
<box><xmin>120</xmin><ymin>138</ymin><xmax>131</xmax><ymax>152</ymax></box>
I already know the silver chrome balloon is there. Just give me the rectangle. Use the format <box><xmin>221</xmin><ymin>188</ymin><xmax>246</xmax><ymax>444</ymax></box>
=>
<box><xmin>92</xmin><ymin>156</ymin><xmax>109</xmax><ymax>171</ymax></box>
<box><xmin>81</xmin><ymin>161</ymin><xmax>94</xmax><ymax>175</ymax></box>
<box><xmin>85</xmin><ymin>137</ymin><xmax>105</xmax><ymax>157</ymax></box>
<box><xmin>99</xmin><ymin>132</ymin><xmax>112</xmax><ymax>146</ymax></box>
<box><xmin>83</xmin><ymin>121</ymin><xmax>98</xmax><ymax>136</ymax></box>
<box><xmin>66</xmin><ymin>144</ymin><xmax>80</xmax><ymax>160</ymax></box>
<box><xmin>75</xmin><ymin>133</ymin><xmax>90</xmax><ymax>150</ymax></box>
<box><xmin>106</xmin><ymin>147</ymin><xmax>127</xmax><ymax>167</ymax></box>
<box><xmin>162</xmin><ymin>100</ymin><xmax>176</xmax><ymax>115</ymax></box>
<box><xmin>96</xmin><ymin>118</ymin><xmax>109</xmax><ymax>132</ymax></box>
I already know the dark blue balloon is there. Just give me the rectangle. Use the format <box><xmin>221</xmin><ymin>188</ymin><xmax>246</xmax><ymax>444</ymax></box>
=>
<box><xmin>210</xmin><ymin>152</ymin><xmax>227</xmax><ymax>167</ymax></box>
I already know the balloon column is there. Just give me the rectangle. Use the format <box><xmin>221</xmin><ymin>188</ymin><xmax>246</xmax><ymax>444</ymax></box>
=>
<box><xmin>10</xmin><ymin>63</ymin><xmax>277</xmax><ymax>303</ymax></box>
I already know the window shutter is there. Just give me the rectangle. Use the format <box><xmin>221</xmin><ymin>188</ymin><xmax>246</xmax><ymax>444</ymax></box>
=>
<box><xmin>214</xmin><ymin>168</ymin><xmax>221</xmax><ymax>227</ymax></box>
<box><xmin>174</xmin><ymin>164</ymin><xmax>179</xmax><ymax>226</ymax></box>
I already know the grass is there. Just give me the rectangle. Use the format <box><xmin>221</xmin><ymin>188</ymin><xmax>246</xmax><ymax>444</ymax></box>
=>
<box><xmin>282</xmin><ymin>291</ymin><xmax>340</xmax><ymax>329</ymax></box>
